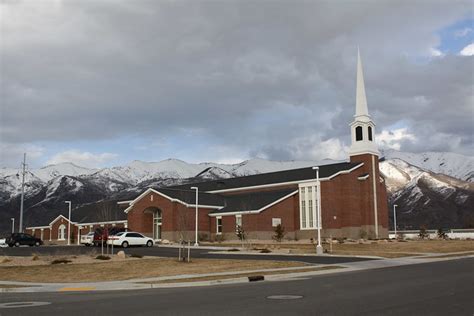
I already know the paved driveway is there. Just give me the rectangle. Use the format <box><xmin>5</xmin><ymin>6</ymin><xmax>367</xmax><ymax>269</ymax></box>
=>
<box><xmin>0</xmin><ymin>245</ymin><xmax>375</xmax><ymax>264</ymax></box>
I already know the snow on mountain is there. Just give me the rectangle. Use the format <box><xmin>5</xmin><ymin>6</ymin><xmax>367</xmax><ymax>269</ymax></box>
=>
<box><xmin>34</xmin><ymin>163</ymin><xmax>97</xmax><ymax>182</ymax></box>
<box><xmin>383</xmin><ymin>150</ymin><xmax>474</xmax><ymax>182</ymax></box>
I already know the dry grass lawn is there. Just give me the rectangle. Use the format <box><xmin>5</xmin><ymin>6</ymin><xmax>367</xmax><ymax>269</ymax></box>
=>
<box><xmin>207</xmin><ymin>240</ymin><xmax>474</xmax><ymax>258</ymax></box>
<box><xmin>0</xmin><ymin>257</ymin><xmax>307</xmax><ymax>283</ymax></box>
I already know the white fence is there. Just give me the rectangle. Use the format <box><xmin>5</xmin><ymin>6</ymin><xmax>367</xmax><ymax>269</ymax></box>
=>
<box><xmin>388</xmin><ymin>229</ymin><xmax>474</xmax><ymax>240</ymax></box>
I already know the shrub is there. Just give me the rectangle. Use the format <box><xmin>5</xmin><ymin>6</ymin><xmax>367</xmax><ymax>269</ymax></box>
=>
<box><xmin>32</xmin><ymin>255</ymin><xmax>40</xmax><ymax>261</ymax></box>
<box><xmin>95</xmin><ymin>255</ymin><xmax>111</xmax><ymax>260</ymax></box>
<box><xmin>437</xmin><ymin>228</ymin><xmax>448</xmax><ymax>240</ymax></box>
<box><xmin>359</xmin><ymin>229</ymin><xmax>368</xmax><ymax>240</ymax></box>
<box><xmin>215</xmin><ymin>234</ymin><xmax>225</xmax><ymax>243</ymax></box>
<box><xmin>418</xmin><ymin>226</ymin><xmax>429</xmax><ymax>240</ymax></box>
<box><xmin>129</xmin><ymin>253</ymin><xmax>143</xmax><ymax>258</ymax></box>
<box><xmin>260</xmin><ymin>249</ymin><xmax>272</xmax><ymax>253</ymax></box>
<box><xmin>51</xmin><ymin>259</ymin><xmax>72</xmax><ymax>264</ymax></box>
<box><xmin>236</xmin><ymin>225</ymin><xmax>246</xmax><ymax>243</ymax></box>
<box><xmin>272</xmin><ymin>224</ymin><xmax>286</xmax><ymax>243</ymax></box>
<box><xmin>227</xmin><ymin>248</ymin><xmax>240</xmax><ymax>252</ymax></box>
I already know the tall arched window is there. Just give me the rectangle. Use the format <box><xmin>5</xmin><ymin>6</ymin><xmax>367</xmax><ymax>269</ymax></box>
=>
<box><xmin>355</xmin><ymin>126</ymin><xmax>363</xmax><ymax>141</ymax></box>
<box><xmin>58</xmin><ymin>224</ymin><xmax>66</xmax><ymax>240</ymax></box>
<box><xmin>368</xmin><ymin>126</ymin><xmax>373</xmax><ymax>141</ymax></box>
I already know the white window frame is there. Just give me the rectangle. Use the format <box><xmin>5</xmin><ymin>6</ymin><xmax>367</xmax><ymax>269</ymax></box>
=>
<box><xmin>299</xmin><ymin>182</ymin><xmax>318</xmax><ymax>230</ymax></box>
<box><xmin>216</xmin><ymin>216</ymin><xmax>222</xmax><ymax>235</ymax></box>
<box><xmin>235</xmin><ymin>215</ymin><xmax>242</xmax><ymax>228</ymax></box>
<box><xmin>58</xmin><ymin>224</ymin><xmax>66</xmax><ymax>240</ymax></box>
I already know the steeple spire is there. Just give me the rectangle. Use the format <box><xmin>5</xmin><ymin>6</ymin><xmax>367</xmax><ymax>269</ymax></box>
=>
<box><xmin>356</xmin><ymin>48</ymin><xmax>369</xmax><ymax>118</ymax></box>
<box><xmin>349</xmin><ymin>48</ymin><xmax>379</xmax><ymax>157</ymax></box>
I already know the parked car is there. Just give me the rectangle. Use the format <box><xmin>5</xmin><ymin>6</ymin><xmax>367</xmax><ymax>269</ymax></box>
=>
<box><xmin>92</xmin><ymin>227</ymin><xmax>126</xmax><ymax>246</ymax></box>
<box><xmin>0</xmin><ymin>237</ymin><xmax>6</xmax><ymax>247</ymax></box>
<box><xmin>6</xmin><ymin>233</ymin><xmax>43</xmax><ymax>247</ymax></box>
<box><xmin>80</xmin><ymin>232</ymin><xmax>95</xmax><ymax>246</ymax></box>
<box><xmin>107</xmin><ymin>232</ymin><xmax>153</xmax><ymax>248</ymax></box>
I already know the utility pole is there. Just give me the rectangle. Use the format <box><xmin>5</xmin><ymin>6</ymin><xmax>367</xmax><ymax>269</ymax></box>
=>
<box><xmin>11</xmin><ymin>218</ymin><xmax>15</xmax><ymax>233</ymax></box>
<box><xmin>19</xmin><ymin>153</ymin><xmax>27</xmax><ymax>233</ymax></box>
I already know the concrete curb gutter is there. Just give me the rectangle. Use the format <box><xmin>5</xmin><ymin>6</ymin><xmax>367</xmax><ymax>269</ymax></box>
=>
<box><xmin>207</xmin><ymin>250</ymin><xmax>383</xmax><ymax>259</ymax></box>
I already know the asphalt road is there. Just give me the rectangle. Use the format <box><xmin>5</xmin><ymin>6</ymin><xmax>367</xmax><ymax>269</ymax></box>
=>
<box><xmin>0</xmin><ymin>245</ymin><xmax>375</xmax><ymax>264</ymax></box>
<box><xmin>1</xmin><ymin>258</ymin><xmax>472</xmax><ymax>315</ymax></box>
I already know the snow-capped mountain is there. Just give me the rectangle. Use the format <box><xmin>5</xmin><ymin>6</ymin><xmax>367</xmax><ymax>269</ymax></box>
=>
<box><xmin>383</xmin><ymin>149</ymin><xmax>474</xmax><ymax>182</ymax></box>
<box><xmin>0</xmin><ymin>151</ymin><xmax>472</xmax><ymax>233</ymax></box>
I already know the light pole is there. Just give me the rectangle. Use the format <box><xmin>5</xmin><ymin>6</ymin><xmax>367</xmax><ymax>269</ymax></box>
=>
<box><xmin>312</xmin><ymin>166</ymin><xmax>323</xmax><ymax>255</ymax></box>
<box><xmin>11</xmin><ymin>218</ymin><xmax>15</xmax><ymax>233</ymax></box>
<box><xmin>19</xmin><ymin>153</ymin><xmax>27</xmax><ymax>233</ymax></box>
<box><xmin>191</xmin><ymin>187</ymin><xmax>199</xmax><ymax>246</ymax></box>
<box><xmin>393</xmin><ymin>204</ymin><xmax>398</xmax><ymax>239</ymax></box>
<box><xmin>65</xmin><ymin>201</ymin><xmax>72</xmax><ymax>245</ymax></box>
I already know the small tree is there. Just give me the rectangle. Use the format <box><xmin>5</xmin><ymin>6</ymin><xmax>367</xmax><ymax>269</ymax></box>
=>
<box><xmin>418</xmin><ymin>225</ymin><xmax>429</xmax><ymax>240</ymax></box>
<box><xmin>437</xmin><ymin>228</ymin><xmax>448</xmax><ymax>240</ymax></box>
<box><xmin>273</xmin><ymin>224</ymin><xmax>286</xmax><ymax>243</ymax></box>
<box><xmin>236</xmin><ymin>225</ymin><xmax>246</xmax><ymax>247</ymax></box>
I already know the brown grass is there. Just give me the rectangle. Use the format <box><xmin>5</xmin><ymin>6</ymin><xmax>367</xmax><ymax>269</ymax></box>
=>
<box><xmin>0</xmin><ymin>257</ymin><xmax>307</xmax><ymax>283</ymax></box>
<box><xmin>206</xmin><ymin>240</ymin><xmax>474</xmax><ymax>258</ymax></box>
<box><xmin>144</xmin><ymin>266</ymin><xmax>343</xmax><ymax>284</ymax></box>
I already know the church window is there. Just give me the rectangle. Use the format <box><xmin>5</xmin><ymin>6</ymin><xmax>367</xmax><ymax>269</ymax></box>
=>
<box><xmin>356</xmin><ymin>126</ymin><xmax>363</xmax><ymax>141</ymax></box>
<box><xmin>368</xmin><ymin>126</ymin><xmax>373</xmax><ymax>141</ymax></box>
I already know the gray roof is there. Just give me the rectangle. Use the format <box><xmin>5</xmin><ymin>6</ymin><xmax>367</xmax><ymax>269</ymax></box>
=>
<box><xmin>210</xmin><ymin>189</ymin><xmax>296</xmax><ymax>214</ymax></box>
<box><xmin>171</xmin><ymin>162</ymin><xmax>360</xmax><ymax>192</ymax></box>
<box><xmin>153</xmin><ymin>188</ymin><xmax>226</xmax><ymax>207</ymax></box>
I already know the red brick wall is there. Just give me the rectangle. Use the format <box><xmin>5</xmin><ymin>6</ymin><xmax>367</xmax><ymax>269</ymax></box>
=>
<box><xmin>127</xmin><ymin>191</ymin><xmax>213</xmax><ymax>237</ymax></box>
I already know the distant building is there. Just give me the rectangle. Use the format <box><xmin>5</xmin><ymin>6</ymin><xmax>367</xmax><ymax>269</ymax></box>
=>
<box><xmin>26</xmin><ymin>51</ymin><xmax>389</xmax><ymax>243</ymax></box>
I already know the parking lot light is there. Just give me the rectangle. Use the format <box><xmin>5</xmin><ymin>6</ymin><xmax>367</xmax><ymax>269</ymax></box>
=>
<box><xmin>65</xmin><ymin>201</ymin><xmax>72</xmax><ymax>245</ymax></box>
<box><xmin>191</xmin><ymin>187</ymin><xmax>199</xmax><ymax>247</ymax></box>
<box><xmin>11</xmin><ymin>218</ymin><xmax>14</xmax><ymax>233</ymax></box>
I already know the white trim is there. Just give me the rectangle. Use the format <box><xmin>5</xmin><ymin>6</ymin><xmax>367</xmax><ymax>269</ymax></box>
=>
<box><xmin>216</xmin><ymin>216</ymin><xmax>222</xmax><ymax>235</ymax></box>
<box><xmin>117</xmin><ymin>200</ymin><xmax>133</xmax><ymax>205</ymax></box>
<box><xmin>78</xmin><ymin>220</ymin><xmax>127</xmax><ymax>226</ymax></box>
<box><xmin>209</xmin><ymin>190</ymin><xmax>298</xmax><ymax>217</ymax></box>
<box><xmin>358</xmin><ymin>174</ymin><xmax>370</xmax><ymax>180</ymax></box>
<box><xmin>123</xmin><ymin>188</ymin><xmax>224</xmax><ymax>214</ymax></box>
<box><xmin>209</xmin><ymin>210</ymin><xmax>259</xmax><ymax>217</ymax></box>
<box><xmin>26</xmin><ymin>225</ymin><xmax>50</xmax><ymax>230</ymax></box>
<box><xmin>49</xmin><ymin>214</ymin><xmax>76</xmax><ymax>226</ymax></box>
<box><xmin>206</xmin><ymin>164</ymin><xmax>364</xmax><ymax>194</ymax></box>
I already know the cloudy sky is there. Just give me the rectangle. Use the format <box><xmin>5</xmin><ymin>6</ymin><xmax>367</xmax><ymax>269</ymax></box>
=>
<box><xmin>1</xmin><ymin>0</ymin><xmax>473</xmax><ymax>169</ymax></box>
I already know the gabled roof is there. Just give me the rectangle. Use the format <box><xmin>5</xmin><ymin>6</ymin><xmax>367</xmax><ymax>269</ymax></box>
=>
<box><xmin>171</xmin><ymin>162</ymin><xmax>362</xmax><ymax>193</ymax></box>
<box><xmin>123</xmin><ymin>188</ymin><xmax>226</xmax><ymax>213</ymax></box>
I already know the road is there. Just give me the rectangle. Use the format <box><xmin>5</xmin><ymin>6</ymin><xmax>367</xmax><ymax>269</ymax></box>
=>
<box><xmin>0</xmin><ymin>245</ymin><xmax>375</xmax><ymax>264</ymax></box>
<box><xmin>1</xmin><ymin>258</ymin><xmax>472</xmax><ymax>315</ymax></box>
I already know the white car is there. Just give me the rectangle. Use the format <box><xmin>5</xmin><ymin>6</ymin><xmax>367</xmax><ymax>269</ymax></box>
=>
<box><xmin>107</xmin><ymin>232</ymin><xmax>153</xmax><ymax>248</ymax></box>
<box><xmin>80</xmin><ymin>232</ymin><xmax>95</xmax><ymax>246</ymax></box>
<box><xmin>0</xmin><ymin>238</ymin><xmax>6</xmax><ymax>247</ymax></box>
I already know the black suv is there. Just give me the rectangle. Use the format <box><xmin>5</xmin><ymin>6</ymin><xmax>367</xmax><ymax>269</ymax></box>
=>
<box><xmin>6</xmin><ymin>233</ymin><xmax>43</xmax><ymax>247</ymax></box>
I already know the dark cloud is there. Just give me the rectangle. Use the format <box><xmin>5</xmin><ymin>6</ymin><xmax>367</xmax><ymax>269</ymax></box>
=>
<box><xmin>1</xmin><ymin>0</ymin><xmax>472</xmax><ymax>167</ymax></box>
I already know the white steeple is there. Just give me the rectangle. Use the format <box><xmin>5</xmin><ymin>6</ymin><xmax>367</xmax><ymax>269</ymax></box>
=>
<box><xmin>349</xmin><ymin>49</ymin><xmax>379</xmax><ymax>157</ymax></box>
<box><xmin>355</xmin><ymin>48</ymin><xmax>370</xmax><ymax>119</ymax></box>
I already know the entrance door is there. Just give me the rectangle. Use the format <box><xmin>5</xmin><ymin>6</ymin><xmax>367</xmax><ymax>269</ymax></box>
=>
<box><xmin>153</xmin><ymin>210</ymin><xmax>162</xmax><ymax>240</ymax></box>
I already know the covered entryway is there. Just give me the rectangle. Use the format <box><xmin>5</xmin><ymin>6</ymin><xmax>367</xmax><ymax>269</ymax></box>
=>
<box><xmin>144</xmin><ymin>207</ymin><xmax>162</xmax><ymax>241</ymax></box>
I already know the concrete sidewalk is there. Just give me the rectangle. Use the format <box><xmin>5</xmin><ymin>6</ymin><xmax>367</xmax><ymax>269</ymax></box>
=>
<box><xmin>2</xmin><ymin>252</ymin><xmax>472</xmax><ymax>293</ymax></box>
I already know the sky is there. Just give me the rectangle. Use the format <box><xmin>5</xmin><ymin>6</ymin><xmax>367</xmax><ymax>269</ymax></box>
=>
<box><xmin>1</xmin><ymin>0</ymin><xmax>473</xmax><ymax>169</ymax></box>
